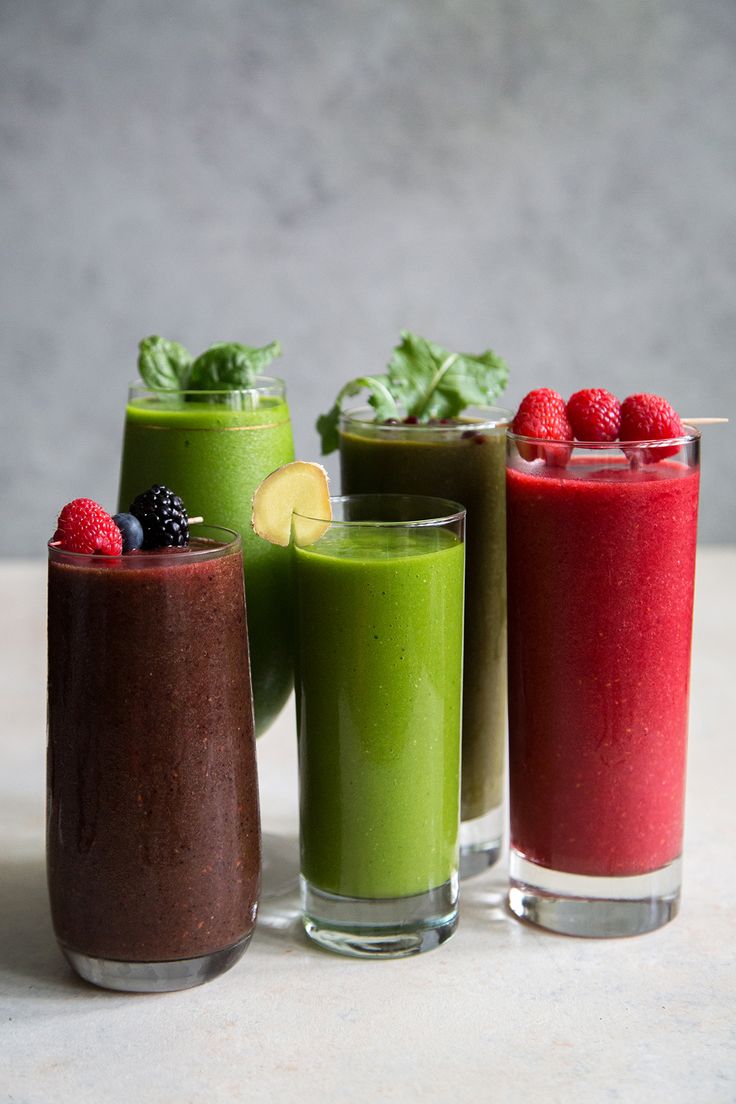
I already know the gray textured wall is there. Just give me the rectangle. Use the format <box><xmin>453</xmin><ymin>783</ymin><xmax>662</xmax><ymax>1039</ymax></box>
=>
<box><xmin>1</xmin><ymin>0</ymin><xmax>734</xmax><ymax>553</ymax></box>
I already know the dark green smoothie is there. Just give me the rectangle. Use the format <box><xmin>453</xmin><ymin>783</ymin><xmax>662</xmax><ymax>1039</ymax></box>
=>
<box><xmin>295</xmin><ymin>520</ymin><xmax>464</xmax><ymax>900</ymax></box>
<box><xmin>339</xmin><ymin>409</ymin><xmax>509</xmax><ymax>829</ymax></box>
<box><xmin>119</xmin><ymin>383</ymin><xmax>295</xmax><ymax>735</ymax></box>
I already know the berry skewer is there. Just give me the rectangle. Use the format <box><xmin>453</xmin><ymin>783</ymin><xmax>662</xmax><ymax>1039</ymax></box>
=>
<box><xmin>510</xmin><ymin>389</ymin><xmax>728</xmax><ymax>443</ymax></box>
<box><xmin>495</xmin><ymin>416</ymin><xmax>727</xmax><ymax>429</ymax></box>
<box><xmin>51</xmin><ymin>486</ymin><xmax>198</xmax><ymax>555</ymax></box>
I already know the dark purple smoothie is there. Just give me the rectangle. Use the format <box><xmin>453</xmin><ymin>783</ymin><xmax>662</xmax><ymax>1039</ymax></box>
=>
<box><xmin>47</xmin><ymin>532</ymin><xmax>260</xmax><ymax>968</ymax></box>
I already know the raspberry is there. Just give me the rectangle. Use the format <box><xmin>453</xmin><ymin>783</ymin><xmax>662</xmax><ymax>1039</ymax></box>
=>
<box><xmin>620</xmin><ymin>393</ymin><xmax>684</xmax><ymax>461</ymax></box>
<box><xmin>53</xmin><ymin>499</ymin><xmax>123</xmax><ymax>556</ymax></box>
<box><xmin>129</xmin><ymin>484</ymin><xmax>189</xmax><ymax>549</ymax></box>
<box><xmin>566</xmin><ymin>389</ymin><xmax>621</xmax><ymax>442</ymax></box>
<box><xmin>517</xmin><ymin>388</ymin><xmax>567</xmax><ymax>417</ymax></box>
<box><xmin>512</xmin><ymin>390</ymin><xmax>573</xmax><ymax>464</ymax></box>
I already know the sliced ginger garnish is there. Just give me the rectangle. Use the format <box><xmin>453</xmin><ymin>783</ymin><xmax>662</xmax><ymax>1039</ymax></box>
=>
<box><xmin>251</xmin><ymin>461</ymin><xmax>331</xmax><ymax>547</ymax></box>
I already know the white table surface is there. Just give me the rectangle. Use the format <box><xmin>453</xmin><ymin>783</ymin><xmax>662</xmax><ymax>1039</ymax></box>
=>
<box><xmin>1</xmin><ymin>552</ymin><xmax>735</xmax><ymax>1104</ymax></box>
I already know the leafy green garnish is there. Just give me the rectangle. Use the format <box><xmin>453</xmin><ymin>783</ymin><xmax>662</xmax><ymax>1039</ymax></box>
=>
<box><xmin>138</xmin><ymin>336</ymin><xmax>193</xmax><ymax>390</ymax></box>
<box><xmin>137</xmin><ymin>336</ymin><xmax>282</xmax><ymax>392</ymax></box>
<box><xmin>316</xmin><ymin>376</ymin><xmax>400</xmax><ymax>455</ymax></box>
<box><xmin>316</xmin><ymin>330</ymin><xmax>509</xmax><ymax>454</ymax></box>
<box><xmin>188</xmin><ymin>341</ymin><xmax>282</xmax><ymax>389</ymax></box>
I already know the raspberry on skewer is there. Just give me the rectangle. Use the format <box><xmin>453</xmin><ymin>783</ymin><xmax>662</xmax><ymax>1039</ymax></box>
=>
<box><xmin>53</xmin><ymin>499</ymin><xmax>123</xmax><ymax>556</ymax></box>
<box><xmin>511</xmin><ymin>389</ymin><xmax>573</xmax><ymax>465</ymax></box>
<box><xmin>566</xmin><ymin>389</ymin><xmax>621</xmax><ymax>442</ymax></box>
<box><xmin>620</xmin><ymin>393</ymin><xmax>684</xmax><ymax>461</ymax></box>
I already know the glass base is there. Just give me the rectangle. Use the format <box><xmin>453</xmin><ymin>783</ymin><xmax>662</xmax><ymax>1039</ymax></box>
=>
<box><xmin>62</xmin><ymin>933</ymin><xmax>252</xmax><ymax>992</ymax></box>
<box><xmin>460</xmin><ymin>806</ymin><xmax>503</xmax><ymax>879</ymax></box>
<box><xmin>301</xmin><ymin>876</ymin><xmax>458</xmax><ymax>959</ymax></box>
<box><xmin>508</xmin><ymin>850</ymin><xmax>681</xmax><ymax>938</ymax></box>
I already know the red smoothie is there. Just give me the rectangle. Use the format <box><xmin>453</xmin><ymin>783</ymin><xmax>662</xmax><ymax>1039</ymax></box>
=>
<box><xmin>507</xmin><ymin>455</ymin><xmax>699</xmax><ymax>878</ymax></box>
<box><xmin>47</xmin><ymin>532</ymin><xmax>261</xmax><ymax>969</ymax></box>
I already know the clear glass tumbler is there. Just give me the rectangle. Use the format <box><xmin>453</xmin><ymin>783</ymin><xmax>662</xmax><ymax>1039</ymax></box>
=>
<box><xmin>293</xmin><ymin>494</ymin><xmax>465</xmax><ymax>957</ymax></box>
<box><xmin>339</xmin><ymin>406</ymin><xmax>511</xmax><ymax>877</ymax></box>
<box><xmin>506</xmin><ymin>430</ymin><xmax>700</xmax><ymax>936</ymax></box>
<box><xmin>47</xmin><ymin>525</ymin><xmax>261</xmax><ymax>990</ymax></box>
<box><xmin>118</xmin><ymin>379</ymin><xmax>295</xmax><ymax>736</ymax></box>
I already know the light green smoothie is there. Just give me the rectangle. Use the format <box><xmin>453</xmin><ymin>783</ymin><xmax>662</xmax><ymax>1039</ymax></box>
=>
<box><xmin>295</xmin><ymin>524</ymin><xmax>464</xmax><ymax>900</ymax></box>
<box><xmin>119</xmin><ymin>389</ymin><xmax>294</xmax><ymax>735</ymax></box>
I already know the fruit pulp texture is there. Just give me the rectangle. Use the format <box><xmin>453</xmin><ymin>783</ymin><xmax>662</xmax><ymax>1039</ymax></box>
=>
<box><xmin>47</xmin><ymin>543</ymin><xmax>261</xmax><ymax>961</ymax></box>
<box><xmin>119</xmin><ymin>397</ymin><xmax>295</xmax><ymax>736</ymax></box>
<box><xmin>506</xmin><ymin>459</ymin><xmax>699</xmax><ymax>877</ymax></box>
<box><xmin>340</xmin><ymin>424</ymin><xmax>506</xmax><ymax>821</ymax></box>
<box><xmin>295</xmin><ymin>526</ymin><xmax>464</xmax><ymax>899</ymax></box>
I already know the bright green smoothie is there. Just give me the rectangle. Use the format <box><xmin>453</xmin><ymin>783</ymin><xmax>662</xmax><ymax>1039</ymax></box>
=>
<box><xmin>119</xmin><ymin>390</ymin><xmax>295</xmax><ymax>735</ymax></box>
<box><xmin>295</xmin><ymin>525</ymin><xmax>464</xmax><ymax>900</ymax></box>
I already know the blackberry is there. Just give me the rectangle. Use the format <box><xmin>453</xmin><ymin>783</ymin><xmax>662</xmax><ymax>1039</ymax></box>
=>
<box><xmin>129</xmin><ymin>485</ymin><xmax>189</xmax><ymax>550</ymax></box>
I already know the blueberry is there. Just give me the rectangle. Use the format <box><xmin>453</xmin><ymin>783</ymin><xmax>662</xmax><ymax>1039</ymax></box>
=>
<box><xmin>112</xmin><ymin>512</ymin><xmax>144</xmax><ymax>553</ymax></box>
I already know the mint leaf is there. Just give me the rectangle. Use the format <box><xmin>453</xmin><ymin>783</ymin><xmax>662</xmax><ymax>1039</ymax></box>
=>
<box><xmin>389</xmin><ymin>331</ymin><xmax>509</xmax><ymax>420</ymax></box>
<box><xmin>317</xmin><ymin>376</ymin><xmax>399</xmax><ymax>455</ymax></box>
<box><xmin>316</xmin><ymin>331</ymin><xmax>509</xmax><ymax>454</ymax></box>
<box><xmin>188</xmin><ymin>340</ymin><xmax>282</xmax><ymax>390</ymax></box>
<box><xmin>138</xmin><ymin>336</ymin><xmax>193</xmax><ymax>390</ymax></box>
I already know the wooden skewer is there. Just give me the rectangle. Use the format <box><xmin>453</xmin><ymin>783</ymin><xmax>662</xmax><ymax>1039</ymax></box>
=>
<box><xmin>496</xmin><ymin>417</ymin><xmax>727</xmax><ymax>430</ymax></box>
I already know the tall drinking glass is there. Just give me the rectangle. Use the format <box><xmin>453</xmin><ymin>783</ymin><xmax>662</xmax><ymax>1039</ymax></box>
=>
<box><xmin>339</xmin><ymin>407</ymin><xmax>511</xmax><ymax>876</ymax></box>
<box><xmin>294</xmin><ymin>495</ymin><xmax>465</xmax><ymax>958</ymax></box>
<box><xmin>506</xmin><ymin>431</ymin><xmax>700</xmax><ymax>936</ymax></box>
<box><xmin>47</xmin><ymin>526</ymin><xmax>261</xmax><ymax>991</ymax></box>
<box><xmin>118</xmin><ymin>380</ymin><xmax>295</xmax><ymax>736</ymax></box>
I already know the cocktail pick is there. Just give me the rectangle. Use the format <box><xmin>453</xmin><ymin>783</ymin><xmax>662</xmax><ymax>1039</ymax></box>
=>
<box><xmin>681</xmin><ymin>418</ymin><xmax>729</xmax><ymax>425</ymax></box>
<box><xmin>501</xmin><ymin>417</ymin><xmax>729</xmax><ymax>430</ymax></box>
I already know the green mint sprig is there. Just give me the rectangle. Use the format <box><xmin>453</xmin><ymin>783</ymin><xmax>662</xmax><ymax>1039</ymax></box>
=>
<box><xmin>316</xmin><ymin>330</ymin><xmax>509</xmax><ymax>454</ymax></box>
<box><xmin>138</xmin><ymin>336</ymin><xmax>282</xmax><ymax>391</ymax></box>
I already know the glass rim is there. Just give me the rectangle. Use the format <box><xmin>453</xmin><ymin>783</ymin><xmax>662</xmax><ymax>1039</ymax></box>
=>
<box><xmin>293</xmin><ymin>493</ymin><xmax>466</xmax><ymax>528</ymax></box>
<box><xmin>507</xmin><ymin>425</ymin><xmax>701</xmax><ymax>449</ymax></box>
<box><xmin>339</xmin><ymin>403</ymin><xmax>514</xmax><ymax>432</ymax></box>
<box><xmin>48</xmin><ymin>523</ymin><xmax>241</xmax><ymax>564</ymax></box>
<box><xmin>127</xmin><ymin>374</ymin><xmax>286</xmax><ymax>399</ymax></box>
